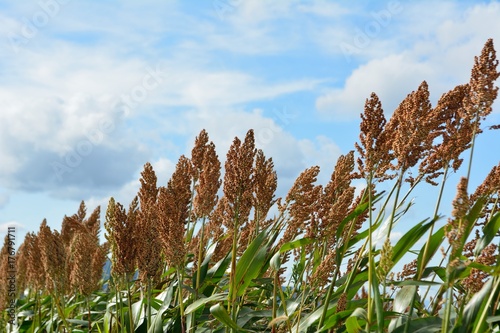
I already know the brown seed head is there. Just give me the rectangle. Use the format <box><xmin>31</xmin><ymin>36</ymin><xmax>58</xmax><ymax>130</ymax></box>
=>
<box><xmin>355</xmin><ymin>93</ymin><xmax>392</xmax><ymax>180</ymax></box>
<box><xmin>281</xmin><ymin>166</ymin><xmax>321</xmax><ymax>247</ymax></box>
<box><xmin>467</xmin><ymin>39</ymin><xmax>500</xmax><ymax>122</ymax></box>
<box><xmin>193</xmin><ymin>141</ymin><xmax>221</xmax><ymax>219</ymax></box>
<box><xmin>105</xmin><ymin>197</ymin><xmax>139</xmax><ymax>276</ymax></box>
<box><xmin>253</xmin><ymin>149</ymin><xmax>277</xmax><ymax>224</ymax></box>
<box><xmin>38</xmin><ymin>219</ymin><xmax>67</xmax><ymax>294</ymax></box>
<box><xmin>223</xmin><ymin>130</ymin><xmax>256</xmax><ymax>231</ymax></box>
<box><xmin>158</xmin><ymin>155</ymin><xmax>193</xmax><ymax>268</ymax></box>
<box><xmin>420</xmin><ymin>84</ymin><xmax>474</xmax><ymax>182</ymax></box>
<box><xmin>385</xmin><ymin>81</ymin><xmax>435</xmax><ymax>176</ymax></box>
<box><xmin>136</xmin><ymin>163</ymin><xmax>162</xmax><ymax>282</ymax></box>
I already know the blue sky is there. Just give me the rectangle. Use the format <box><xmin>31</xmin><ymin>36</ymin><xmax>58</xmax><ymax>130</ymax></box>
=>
<box><xmin>1</xmin><ymin>0</ymin><xmax>500</xmax><ymax>246</ymax></box>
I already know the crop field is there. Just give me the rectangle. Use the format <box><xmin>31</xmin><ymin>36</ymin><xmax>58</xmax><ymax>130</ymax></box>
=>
<box><xmin>1</xmin><ymin>39</ymin><xmax>500</xmax><ymax>333</ymax></box>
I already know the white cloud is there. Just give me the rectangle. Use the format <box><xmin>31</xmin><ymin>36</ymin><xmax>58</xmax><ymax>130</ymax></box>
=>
<box><xmin>297</xmin><ymin>1</ymin><xmax>351</xmax><ymax>18</ymax></box>
<box><xmin>316</xmin><ymin>53</ymin><xmax>433</xmax><ymax>120</ymax></box>
<box><xmin>0</xmin><ymin>193</ymin><xmax>9</xmax><ymax>209</ymax></box>
<box><xmin>315</xmin><ymin>1</ymin><xmax>500</xmax><ymax>121</ymax></box>
<box><xmin>0</xmin><ymin>221</ymin><xmax>25</xmax><ymax>235</ymax></box>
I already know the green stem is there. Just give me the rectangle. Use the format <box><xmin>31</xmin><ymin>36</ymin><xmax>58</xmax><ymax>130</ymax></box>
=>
<box><xmin>195</xmin><ymin>217</ymin><xmax>207</xmax><ymax>297</ymax></box>
<box><xmin>367</xmin><ymin>173</ymin><xmax>374</xmax><ymax>332</ymax></box>
<box><xmin>272</xmin><ymin>271</ymin><xmax>279</xmax><ymax>332</ymax></box>
<box><xmin>228</xmin><ymin>202</ymin><xmax>241</xmax><ymax>333</ymax></box>
<box><xmin>404</xmin><ymin>166</ymin><xmax>449</xmax><ymax>333</ymax></box>
<box><xmin>442</xmin><ymin>284</ymin><xmax>454</xmax><ymax>332</ymax></box>
<box><xmin>317</xmin><ymin>189</ymin><xmax>366</xmax><ymax>330</ymax></box>
<box><xmin>386</xmin><ymin>170</ymin><xmax>405</xmax><ymax>240</ymax></box>
<box><xmin>177</xmin><ymin>268</ymin><xmax>186</xmax><ymax>333</ymax></box>
<box><xmin>465</xmin><ymin>114</ymin><xmax>481</xmax><ymax>191</ymax></box>
<box><xmin>147</xmin><ymin>278</ymin><xmax>152</xmax><ymax>333</ymax></box>
<box><xmin>126</xmin><ymin>273</ymin><xmax>134</xmax><ymax>333</ymax></box>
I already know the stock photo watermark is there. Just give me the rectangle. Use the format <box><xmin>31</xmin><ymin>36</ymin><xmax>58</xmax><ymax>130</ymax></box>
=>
<box><xmin>51</xmin><ymin>62</ymin><xmax>167</xmax><ymax>181</ymax></box>
<box><xmin>3</xmin><ymin>226</ymin><xmax>17</xmax><ymax>328</ymax></box>
<box><xmin>7</xmin><ymin>0</ymin><xmax>71</xmax><ymax>53</ymax></box>
<box><xmin>339</xmin><ymin>1</ymin><xmax>403</xmax><ymax>63</ymax></box>
<box><xmin>255</xmin><ymin>107</ymin><xmax>296</xmax><ymax>146</ymax></box>
<box><xmin>212</xmin><ymin>0</ymin><xmax>244</xmax><ymax>20</ymax></box>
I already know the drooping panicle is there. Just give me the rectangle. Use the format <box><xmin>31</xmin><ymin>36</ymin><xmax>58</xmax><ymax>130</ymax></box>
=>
<box><xmin>420</xmin><ymin>84</ymin><xmax>473</xmax><ymax>181</ymax></box>
<box><xmin>318</xmin><ymin>151</ymin><xmax>356</xmax><ymax>245</ymax></box>
<box><xmin>466</xmin><ymin>38</ymin><xmax>500</xmax><ymax>122</ymax></box>
<box><xmin>384</xmin><ymin>81</ymin><xmax>436</xmax><ymax>180</ymax></box>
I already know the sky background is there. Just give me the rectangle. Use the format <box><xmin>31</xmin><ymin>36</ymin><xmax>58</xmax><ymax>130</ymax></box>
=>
<box><xmin>1</xmin><ymin>0</ymin><xmax>500</xmax><ymax>247</ymax></box>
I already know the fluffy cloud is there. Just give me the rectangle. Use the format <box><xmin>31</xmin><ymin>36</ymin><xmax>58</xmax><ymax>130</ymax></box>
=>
<box><xmin>0</xmin><ymin>193</ymin><xmax>9</xmax><ymax>209</ymax></box>
<box><xmin>316</xmin><ymin>53</ymin><xmax>433</xmax><ymax>120</ymax></box>
<box><xmin>315</xmin><ymin>1</ymin><xmax>500</xmax><ymax>120</ymax></box>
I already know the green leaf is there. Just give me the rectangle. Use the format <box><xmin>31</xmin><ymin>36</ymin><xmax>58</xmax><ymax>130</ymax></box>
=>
<box><xmin>475</xmin><ymin>212</ymin><xmax>500</xmax><ymax>257</ymax></box>
<box><xmin>270</xmin><ymin>251</ymin><xmax>281</xmax><ymax>271</ymax></box>
<box><xmin>455</xmin><ymin>197</ymin><xmax>487</xmax><ymax>256</ymax></box>
<box><xmin>392</xmin><ymin>218</ymin><xmax>433</xmax><ymax>266</ymax></box>
<box><xmin>346</xmin><ymin>316</ymin><xmax>363</xmax><ymax>333</ymax></box>
<box><xmin>278</xmin><ymin>237</ymin><xmax>314</xmax><ymax>253</ymax></box>
<box><xmin>67</xmin><ymin>319</ymin><xmax>89</xmax><ymax>327</ymax></box>
<box><xmin>417</xmin><ymin>226</ymin><xmax>445</xmax><ymax>276</ymax></box>
<box><xmin>185</xmin><ymin>293</ymin><xmax>227</xmax><ymax>315</ymax></box>
<box><xmin>460</xmin><ymin>276</ymin><xmax>500</xmax><ymax>333</ymax></box>
<box><xmin>148</xmin><ymin>285</ymin><xmax>174</xmax><ymax>333</ymax></box>
<box><xmin>232</xmin><ymin>228</ymin><xmax>270</xmax><ymax>297</ymax></box>
<box><xmin>210</xmin><ymin>303</ymin><xmax>245</xmax><ymax>332</ymax></box>
<box><xmin>393</xmin><ymin>285</ymin><xmax>417</xmax><ymax>314</ymax></box>
<box><xmin>392</xmin><ymin>316</ymin><xmax>442</xmax><ymax>333</ymax></box>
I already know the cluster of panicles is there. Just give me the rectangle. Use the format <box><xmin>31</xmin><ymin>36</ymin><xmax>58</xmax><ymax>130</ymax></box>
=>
<box><xmin>471</xmin><ymin>161</ymin><xmax>500</xmax><ymax>227</ymax></box>
<box><xmin>396</xmin><ymin>259</ymin><xmax>417</xmax><ymax>281</ymax></box>
<box><xmin>385</xmin><ymin>81</ymin><xmax>435</xmax><ymax>180</ymax></box>
<box><xmin>355</xmin><ymin>41</ymin><xmax>499</xmax><ymax>187</ymax></box>
<box><xmin>377</xmin><ymin>238</ymin><xmax>394</xmax><ymax>282</ymax></box>
<box><xmin>192</xmin><ymin>131</ymin><xmax>222</xmax><ymax>220</ymax></box>
<box><xmin>462</xmin><ymin>231</ymin><xmax>498</xmax><ymax>294</ymax></box>
<box><xmin>104</xmin><ymin>196</ymin><xmax>139</xmax><ymax>278</ymax></box>
<box><xmin>336</xmin><ymin>293</ymin><xmax>348</xmax><ymax>313</ymax></box>
<box><xmin>136</xmin><ymin>162</ymin><xmax>163</xmax><ymax>282</ymax></box>
<box><xmin>158</xmin><ymin>155</ymin><xmax>193</xmax><ymax>268</ymax></box>
<box><xmin>240</xmin><ymin>149</ymin><xmax>278</xmax><ymax>250</ymax></box>
<box><xmin>20</xmin><ymin>232</ymin><xmax>45</xmax><ymax>291</ymax></box>
<box><xmin>310</xmin><ymin>249</ymin><xmax>336</xmax><ymax>289</ymax></box>
<box><xmin>466</xmin><ymin>38</ymin><xmax>500</xmax><ymax>123</ymax></box>
<box><xmin>420</xmin><ymin>84</ymin><xmax>473</xmax><ymax>183</ymax></box>
<box><xmin>0</xmin><ymin>236</ymin><xmax>12</xmax><ymax>311</ymax></box>
<box><xmin>318</xmin><ymin>151</ymin><xmax>356</xmax><ymax>247</ymax></box>
<box><xmin>252</xmin><ymin>149</ymin><xmax>278</xmax><ymax>227</ymax></box>
<box><xmin>61</xmin><ymin>202</ymin><xmax>109</xmax><ymax>296</ymax></box>
<box><xmin>222</xmin><ymin>130</ymin><xmax>256</xmax><ymax>233</ymax></box>
<box><xmin>445</xmin><ymin>177</ymin><xmax>471</xmax><ymax>257</ymax></box>
<box><xmin>280</xmin><ymin>166</ymin><xmax>321</xmax><ymax>248</ymax></box>
<box><xmin>210</xmin><ymin>197</ymin><xmax>232</xmax><ymax>262</ymax></box>
<box><xmin>355</xmin><ymin>93</ymin><xmax>392</xmax><ymax>181</ymax></box>
<box><xmin>189</xmin><ymin>130</ymin><xmax>222</xmax><ymax>265</ymax></box>
<box><xmin>472</xmin><ymin>162</ymin><xmax>500</xmax><ymax>200</ymax></box>
<box><xmin>38</xmin><ymin>219</ymin><xmax>67</xmax><ymax>295</ymax></box>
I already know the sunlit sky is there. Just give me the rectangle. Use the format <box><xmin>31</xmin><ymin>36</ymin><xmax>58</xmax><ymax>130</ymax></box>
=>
<box><xmin>1</xmin><ymin>1</ymin><xmax>500</xmax><ymax>246</ymax></box>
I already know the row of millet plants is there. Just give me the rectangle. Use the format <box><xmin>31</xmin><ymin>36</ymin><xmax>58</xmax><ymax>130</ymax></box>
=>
<box><xmin>1</xmin><ymin>39</ymin><xmax>500</xmax><ymax>333</ymax></box>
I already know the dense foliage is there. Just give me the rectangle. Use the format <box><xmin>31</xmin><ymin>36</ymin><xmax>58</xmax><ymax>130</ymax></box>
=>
<box><xmin>1</xmin><ymin>39</ymin><xmax>500</xmax><ymax>333</ymax></box>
